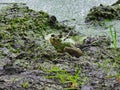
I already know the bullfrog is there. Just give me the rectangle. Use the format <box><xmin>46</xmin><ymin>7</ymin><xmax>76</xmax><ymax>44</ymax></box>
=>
<box><xmin>49</xmin><ymin>34</ymin><xmax>71</xmax><ymax>53</ymax></box>
<box><xmin>49</xmin><ymin>34</ymin><xmax>85</xmax><ymax>57</ymax></box>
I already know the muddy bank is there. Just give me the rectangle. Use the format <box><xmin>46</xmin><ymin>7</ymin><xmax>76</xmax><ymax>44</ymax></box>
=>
<box><xmin>0</xmin><ymin>3</ymin><xmax>120</xmax><ymax>90</ymax></box>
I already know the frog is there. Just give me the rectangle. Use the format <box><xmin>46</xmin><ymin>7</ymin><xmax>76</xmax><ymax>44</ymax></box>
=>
<box><xmin>49</xmin><ymin>34</ymin><xmax>84</xmax><ymax>57</ymax></box>
<box><xmin>49</xmin><ymin>34</ymin><xmax>71</xmax><ymax>53</ymax></box>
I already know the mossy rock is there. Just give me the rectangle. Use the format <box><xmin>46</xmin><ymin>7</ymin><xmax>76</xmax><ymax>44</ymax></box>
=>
<box><xmin>0</xmin><ymin>3</ymin><xmax>73</xmax><ymax>63</ymax></box>
<box><xmin>85</xmin><ymin>4</ymin><xmax>120</xmax><ymax>24</ymax></box>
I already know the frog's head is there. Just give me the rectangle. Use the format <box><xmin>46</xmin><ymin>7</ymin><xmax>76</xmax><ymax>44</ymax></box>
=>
<box><xmin>49</xmin><ymin>34</ymin><xmax>64</xmax><ymax>52</ymax></box>
<box><xmin>49</xmin><ymin>34</ymin><xmax>62</xmax><ymax>46</ymax></box>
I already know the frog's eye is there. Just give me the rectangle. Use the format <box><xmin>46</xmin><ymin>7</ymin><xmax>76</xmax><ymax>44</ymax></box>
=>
<box><xmin>51</xmin><ymin>34</ymin><xmax>55</xmax><ymax>37</ymax></box>
<box><xmin>58</xmin><ymin>35</ymin><xmax>62</xmax><ymax>38</ymax></box>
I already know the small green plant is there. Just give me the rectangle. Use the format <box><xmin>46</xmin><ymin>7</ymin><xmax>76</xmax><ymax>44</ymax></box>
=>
<box><xmin>45</xmin><ymin>65</ymin><xmax>88</xmax><ymax>89</ymax></box>
<box><xmin>109</xmin><ymin>25</ymin><xmax>117</xmax><ymax>49</ymax></box>
<box><xmin>97</xmin><ymin>59</ymin><xmax>111</xmax><ymax>73</ymax></box>
<box><xmin>97</xmin><ymin>58</ymin><xmax>119</xmax><ymax>78</ymax></box>
<box><xmin>21</xmin><ymin>81</ymin><xmax>30</xmax><ymax>89</ymax></box>
<box><xmin>114</xmin><ymin>55</ymin><xmax>120</xmax><ymax>63</ymax></box>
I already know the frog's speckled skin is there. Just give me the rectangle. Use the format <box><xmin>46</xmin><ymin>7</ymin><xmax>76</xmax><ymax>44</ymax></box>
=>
<box><xmin>49</xmin><ymin>35</ymin><xmax>71</xmax><ymax>53</ymax></box>
<box><xmin>49</xmin><ymin>34</ymin><xmax>83</xmax><ymax>57</ymax></box>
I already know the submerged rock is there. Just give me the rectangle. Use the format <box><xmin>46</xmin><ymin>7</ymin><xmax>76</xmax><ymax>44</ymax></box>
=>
<box><xmin>112</xmin><ymin>0</ymin><xmax>120</xmax><ymax>6</ymax></box>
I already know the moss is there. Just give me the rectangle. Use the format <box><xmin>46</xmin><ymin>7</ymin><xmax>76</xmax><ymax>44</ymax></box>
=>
<box><xmin>21</xmin><ymin>81</ymin><xmax>30</xmax><ymax>89</ymax></box>
<box><xmin>85</xmin><ymin>4</ymin><xmax>120</xmax><ymax>25</ymax></box>
<box><xmin>0</xmin><ymin>3</ymin><xmax>75</xmax><ymax>69</ymax></box>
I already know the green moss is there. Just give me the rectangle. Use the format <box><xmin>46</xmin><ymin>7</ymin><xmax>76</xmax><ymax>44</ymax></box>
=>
<box><xmin>21</xmin><ymin>81</ymin><xmax>30</xmax><ymax>89</ymax></box>
<box><xmin>0</xmin><ymin>3</ymin><xmax>74</xmax><ymax>66</ymax></box>
<box><xmin>45</xmin><ymin>65</ymin><xmax>88</xmax><ymax>89</ymax></box>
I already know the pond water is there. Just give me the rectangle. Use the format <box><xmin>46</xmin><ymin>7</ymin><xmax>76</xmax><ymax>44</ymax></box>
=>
<box><xmin>0</xmin><ymin>0</ymin><xmax>119</xmax><ymax>47</ymax></box>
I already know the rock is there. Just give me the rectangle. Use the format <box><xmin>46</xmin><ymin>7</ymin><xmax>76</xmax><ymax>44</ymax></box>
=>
<box><xmin>48</xmin><ymin>15</ymin><xmax>58</xmax><ymax>26</ymax></box>
<box><xmin>3</xmin><ymin>62</ymin><xmax>24</xmax><ymax>74</ymax></box>
<box><xmin>81</xmin><ymin>85</ymin><xmax>93</xmax><ymax>90</ymax></box>
<box><xmin>112</xmin><ymin>0</ymin><xmax>120</xmax><ymax>6</ymax></box>
<box><xmin>64</xmin><ymin>47</ymin><xmax>83</xmax><ymax>58</ymax></box>
<box><xmin>85</xmin><ymin>4</ymin><xmax>120</xmax><ymax>24</ymax></box>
